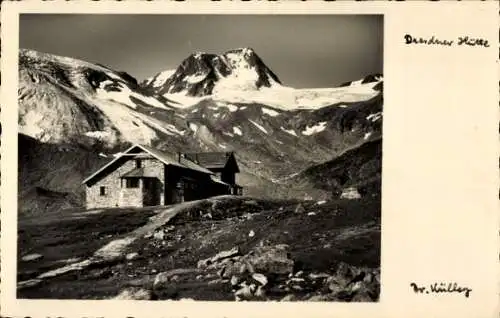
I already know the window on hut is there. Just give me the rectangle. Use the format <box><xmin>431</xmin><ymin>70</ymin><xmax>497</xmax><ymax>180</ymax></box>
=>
<box><xmin>126</xmin><ymin>179</ymin><xmax>139</xmax><ymax>188</ymax></box>
<box><xmin>100</xmin><ymin>186</ymin><xmax>106</xmax><ymax>196</ymax></box>
<box><xmin>136</xmin><ymin>159</ymin><xmax>142</xmax><ymax>169</ymax></box>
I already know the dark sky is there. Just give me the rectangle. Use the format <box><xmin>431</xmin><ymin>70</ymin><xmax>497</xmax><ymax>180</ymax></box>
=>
<box><xmin>20</xmin><ymin>14</ymin><xmax>383</xmax><ymax>88</ymax></box>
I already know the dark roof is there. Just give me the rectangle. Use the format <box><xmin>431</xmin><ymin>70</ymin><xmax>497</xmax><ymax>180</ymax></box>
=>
<box><xmin>83</xmin><ymin>144</ymin><xmax>213</xmax><ymax>185</ymax></box>
<box><xmin>183</xmin><ymin>152</ymin><xmax>233</xmax><ymax>169</ymax></box>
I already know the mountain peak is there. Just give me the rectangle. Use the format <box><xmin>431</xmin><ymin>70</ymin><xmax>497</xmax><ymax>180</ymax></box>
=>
<box><xmin>225</xmin><ymin>47</ymin><xmax>256</xmax><ymax>55</ymax></box>
<box><xmin>144</xmin><ymin>47</ymin><xmax>282</xmax><ymax>97</ymax></box>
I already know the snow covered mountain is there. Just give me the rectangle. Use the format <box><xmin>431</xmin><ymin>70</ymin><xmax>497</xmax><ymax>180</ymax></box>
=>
<box><xmin>18</xmin><ymin>49</ymin><xmax>191</xmax><ymax>147</ymax></box>
<box><xmin>142</xmin><ymin>47</ymin><xmax>382</xmax><ymax>110</ymax></box>
<box><xmin>143</xmin><ymin>48</ymin><xmax>281</xmax><ymax>99</ymax></box>
<box><xmin>17</xmin><ymin>48</ymin><xmax>383</xmax><ymax>213</ymax></box>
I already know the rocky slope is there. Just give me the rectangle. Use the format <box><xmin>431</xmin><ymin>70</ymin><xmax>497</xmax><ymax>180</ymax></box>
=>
<box><xmin>293</xmin><ymin>138</ymin><xmax>382</xmax><ymax>198</ymax></box>
<box><xmin>18</xmin><ymin>196</ymin><xmax>380</xmax><ymax>301</ymax></box>
<box><xmin>17</xmin><ymin>48</ymin><xmax>383</xmax><ymax>214</ymax></box>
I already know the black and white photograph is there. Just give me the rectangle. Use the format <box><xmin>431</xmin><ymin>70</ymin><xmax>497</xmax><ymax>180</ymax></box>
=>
<box><xmin>16</xmin><ymin>14</ymin><xmax>383</xmax><ymax>301</ymax></box>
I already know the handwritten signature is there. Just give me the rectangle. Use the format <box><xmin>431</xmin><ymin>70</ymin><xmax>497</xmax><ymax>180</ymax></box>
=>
<box><xmin>410</xmin><ymin>282</ymin><xmax>472</xmax><ymax>298</ymax></box>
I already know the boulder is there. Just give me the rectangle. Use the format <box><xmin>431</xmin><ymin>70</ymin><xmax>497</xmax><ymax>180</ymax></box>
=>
<box><xmin>153</xmin><ymin>268</ymin><xmax>201</xmax><ymax>289</ymax></box>
<box><xmin>234</xmin><ymin>284</ymin><xmax>253</xmax><ymax>301</ymax></box>
<box><xmin>336</xmin><ymin>262</ymin><xmax>354</xmax><ymax>279</ymax></box>
<box><xmin>240</xmin><ymin>244</ymin><xmax>294</xmax><ymax>275</ymax></box>
<box><xmin>153</xmin><ymin>230</ymin><xmax>165</xmax><ymax>240</ymax></box>
<box><xmin>125</xmin><ymin>252</ymin><xmax>138</xmax><ymax>260</ymax></box>
<box><xmin>350</xmin><ymin>287</ymin><xmax>375</xmax><ymax>302</ymax></box>
<box><xmin>230</xmin><ymin>275</ymin><xmax>241</xmax><ymax>287</ymax></box>
<box><xmin>251</xmin><ymin>273</ymin><xmax>268</xmax><ymax>286</ymax></box>
<box><xmin>340</xmin><ymin>187</ymin><xmax>361</xmax><ymax>199</ymax></box>
<box><xmin>207</xmin><ymin>278</ymin><xmax>224</xmax><ymax>285</ymax></box>
<box><xmin>325</xmin><ymin>276</ymin><xmax>346</xmax><ymax>294</ymax></box>
<box><xmin>197</xmin><ymin>246</ymin><xmax>241</xmax><ymax>268</ymax></box>
<box><xmin>114</xmin><ymin>287</ymin><xmax>152</xmax><ymax>300</ymax></box>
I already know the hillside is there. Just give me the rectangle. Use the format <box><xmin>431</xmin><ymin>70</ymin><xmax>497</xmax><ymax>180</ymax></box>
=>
<box><xmin>18</xmin><ymin>196</ymin><xmax>380</xmax><ymax>301</ymax></box>
<box><xmin>293</xmin><ymin>138</ymin><xmax>382</xmax><ymax>198</ymax></box>
<box><xmin>18</xmin><ymin>134</ymin><xmax>111</xmax><ymax>216</ymax></box>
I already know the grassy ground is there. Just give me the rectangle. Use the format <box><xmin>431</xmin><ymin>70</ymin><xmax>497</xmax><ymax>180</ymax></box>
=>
<box><xmin>17</xmin><ymin>196</ymin><xmax>380</xmax><ymax>300</ymax></box>
<box><xmin>18</xmin><ymin>207</ymin><xmax>160</xmax><ymax>282</ymax></box>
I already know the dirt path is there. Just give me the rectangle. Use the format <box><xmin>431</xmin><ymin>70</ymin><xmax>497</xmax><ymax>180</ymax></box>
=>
<box><xmin>18</xmin><ymin>200</ymin><xmax>204</xmax><ymax>289</ymax></box>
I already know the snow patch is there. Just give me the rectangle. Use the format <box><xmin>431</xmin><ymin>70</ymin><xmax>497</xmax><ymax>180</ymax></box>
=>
<box><xmin>219</xmin><ymin>143</ymin><xmax>227</xmax><ymax>149</ymax></box>
<box><xmin>96</xmin><ymin>82</ymin><xmax>137</xmax><ymax>109</ymax></box>
<box><xmin>212</xmin><ymin>102</ymin><xmax>238</xmax><ymax>112</ymax></box>
<box><xmin>86</xmin><ymin>97</ymin><xmax>158</xmax><ymax>145</ymax></box>
<box><xmin>302</xmin><ymin>122</ymin><xmax>327</xmax><ymax>136</ymax></box>
<box><xmin>185</xmin><ymin>73</ymin><xmax>207</xmax><ymax>84</ymax></box>
<box><xmin>248</xmin><ymin>119</ymin><xmax>268</xmax><ymax>134</ymax></box>
<box><xmin>364</xmin><ymin>132</ymin><xmax>372</xmax><ymax>140</ymax></box>
<box><xmin>131</xmin><ymin>93</ymin><xmax>170</xmax><ymax>110</ymax></box>
<box><xmin>85</xmin><ymin>131</ymin><xmax>111</xmax><ymax>139</ymax></box>
<box><xmin>150</xmin><ymin>69</ymin><xmax>176</xmax><ymax>87</ymax></box>
<box><xmin>366</xmin><ymin>112</ymin><xmax>382</xmax><ymax>122</ymax></box>
<box><xmin>163</xmin><ymin>93</ymin><xmax>207</xmax><ymax>108</ymax></box>
<box><xmin>233</xmin><ymin>126</ymin><xmax>243</xmax><ymax>136</ymax></box>
<box><xmin>95</xmin><ymin>81</ymin><xmax>169</xmax><ymax>110</ymax></box>
<box><xmin>261</xmin><ymin>107</ymin><xmax>280</xmax><ymax>117</ymax></box>
<box><xmin>165</xmin><ymin>123</ymin><xmax>185</xmax><ymax>136</ymax></box>
<box><xmin>20</xmin><ymin>111</ymin><xmax>46</xmax><ymax>140</ymax></box>
<box><xmin>349</xmin><ymin>79</ymin><xmax>364</xmax><ymax>86</ymax></box>
<box><xmin>189</xmin><ymin>122</ymin><xmax>199</xmax><ymax>133</ymax></box>
<box><xmin>226</xmin><ymin>104</ymin><xmax>238</xmax><ymax>112</ymax></box>
<box><xmin>280</xmin><ymin>127</ymin><xmax>297</xmax><ymax>137</ymax></box>
<box><xmin>280</xmin><ymin>172</ymin><xmax>299</xmax><ymax>182</ymax></box>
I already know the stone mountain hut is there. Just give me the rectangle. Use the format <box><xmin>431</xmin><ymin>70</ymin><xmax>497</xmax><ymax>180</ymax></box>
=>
<box><xmin>82</xmin><ymin>144</ymin><xmax>243</xmax><ymax>209</ymax></box>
